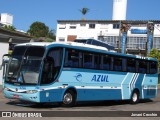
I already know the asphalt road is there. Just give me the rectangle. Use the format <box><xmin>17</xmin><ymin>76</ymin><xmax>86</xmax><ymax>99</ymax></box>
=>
<box><xmin>0</xmin><ymin>85</ymin><xmax>160</xmax><ymax>120</ymax></box>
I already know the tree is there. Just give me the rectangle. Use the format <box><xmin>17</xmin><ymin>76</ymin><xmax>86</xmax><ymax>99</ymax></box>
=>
<box><xmin>3</xmin><ymin>25</ymin><xmax>16</xmax><ymax>31</ymax></box>
<box><xmin>47</xmin><ymin>29</ymin><xmax>56</xmax><ymax>40</ymax></box>
<box><xmin>27</xmin><ymin>21</ymin><xmax>49</xmax><ymax>38</ymax></box>
<box><xmin>79</xmin><ymin>7</ymin><xmax>89</xmax><ymax>20</ymax></box>
<box><xmin>44</xmin><ymin>38</ymin><xmax>54</xmax><ymax>42</ymax></box>
<box><xmin>148</xmin><ymin>48</ymin><xmax>160</xmax><ymax>67</ymax></box>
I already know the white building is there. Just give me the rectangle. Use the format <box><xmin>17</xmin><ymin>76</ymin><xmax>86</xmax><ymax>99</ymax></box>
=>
<box><xmin>56</xmin><ymin>20</ymin><xmax>160</xmax><ymax>49</ymax></box>
<box><xmin>56</xmin><ymin>0</ymin><xmax>160</xmax><ymax>55</ymax></box>
<box><xmin>0</xmin><ymin>13</ymin><xmax>13</xmax><ymax>26</ymax></box>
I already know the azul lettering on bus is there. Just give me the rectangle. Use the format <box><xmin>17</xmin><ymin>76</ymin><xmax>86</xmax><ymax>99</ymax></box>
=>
<box><xmin>91</xmin><ymin>75</ymin><xmax>109</xmax><ymax>82</ymax></box>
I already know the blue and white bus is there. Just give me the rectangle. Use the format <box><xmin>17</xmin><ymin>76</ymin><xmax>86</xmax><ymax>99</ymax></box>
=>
<box><xmin>1</xmin><ymin>42</ymin><xmax>158</xmax><ymax>107</ymax></box>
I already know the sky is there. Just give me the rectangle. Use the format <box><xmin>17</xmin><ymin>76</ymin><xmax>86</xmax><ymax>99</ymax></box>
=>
<box><xmin>0</xmin><ymin>0</ymin><xmax>160</xmax><ymax>32</ymax></box>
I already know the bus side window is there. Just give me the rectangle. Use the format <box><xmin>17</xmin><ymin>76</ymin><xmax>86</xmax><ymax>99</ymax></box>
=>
<box><xmin>150</xmin><ymin>61</ymin><xmax>157</xmax><ymax>74</ymax></box>
<box><xmin>113</xmin><ymin>57</ymin><xmax>122</xmax><ymax>71</ymax></box>
<box><xmin>65</xmin><ymin>49</ymin><xmax>79</xmax><ymax>68</ymax></box>
<box><xmin>139</xmin><ymin>60</ymin><xmax>147</xmax><ymax>73</ymax></box>
<box><xmin>94</xmin><ymin>55</ymin><xmax>100</xmax><ymax>69</ymax></box>
<box><xmin>127</xmin><ymin>59</ymin><xmax>136</xmax><ymax>72</ymax></box>
<box><xmin>101</xmin><ymin>55</ymin><xmax>111</xmax><ymax>70</ymax></box>
<box><xmin>42</xmin><ymin>48</ymin><xmax>62</xmax><ymax>84</ymax></box>
<box><xmin>122</xmin><ymin>58</ymin><xmax>127</xmax><ymax>71</ymax></box>
<box><xmin>83</xmin><ymin>53</ymin><xmax>93</xmax><ymax>69</ymax></box>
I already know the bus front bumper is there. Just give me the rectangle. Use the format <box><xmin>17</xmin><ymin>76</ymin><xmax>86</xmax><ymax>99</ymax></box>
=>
<box><xmin>3</xmin><ymin>89</ymin><xmax>40</xmax><ymax>103</ymax></box>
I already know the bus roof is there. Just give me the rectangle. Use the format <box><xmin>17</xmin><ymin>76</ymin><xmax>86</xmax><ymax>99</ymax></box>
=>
<box><xmin>74</xmin><ymin>38</ymin><xmax>115</xmax><ymax>51</ymax></box>
<box><xmin>15</xmin><ymin>42</ymin><xmax>157</xmax><ymax>61</ymax></box>
<box><xmin>16</xmin><ymin>42</ymin><xmax>109</xmax><ymax>51</ymax></box>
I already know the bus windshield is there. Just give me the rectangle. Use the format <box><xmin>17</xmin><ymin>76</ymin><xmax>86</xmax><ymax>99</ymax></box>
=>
<box><xmin>6</xmin><ymin>46</ymin><xmax>45</xmax><ymax>85</ymax></box>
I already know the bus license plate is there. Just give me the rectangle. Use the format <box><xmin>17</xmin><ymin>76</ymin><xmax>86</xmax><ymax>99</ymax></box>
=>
<box><xmin>13</xmin><ymin>94</ymin><xmax>19</xmax><ymax>99</ymax></box>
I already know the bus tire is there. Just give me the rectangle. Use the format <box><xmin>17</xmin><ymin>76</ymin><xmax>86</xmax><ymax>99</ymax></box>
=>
<box><xmin>130</xmin><ymin>90</ymin><xmax>140</xmax><ymax>104</ymax></box>
<box><xmin>62</xmin><ymin>90</ymin><xmax>76</xmax><ymax>107</ymax></box>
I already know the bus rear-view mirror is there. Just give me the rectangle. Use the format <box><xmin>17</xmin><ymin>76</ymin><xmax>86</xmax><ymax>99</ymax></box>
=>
<box><xmin>0</xmin><ymin>54</ymin><xmax>11</xmax><ymax>70</ymax></box>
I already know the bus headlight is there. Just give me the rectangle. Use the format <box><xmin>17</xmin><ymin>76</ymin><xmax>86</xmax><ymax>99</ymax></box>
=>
<box><xmin>4</xmin><ymin>87</ymin><xmax>9</xmax><ymax>91</ymax></box>
<box><xmin>26</xmin><ymin>90</ymin><xmax>38</xmax><ymax>94</ymax></box>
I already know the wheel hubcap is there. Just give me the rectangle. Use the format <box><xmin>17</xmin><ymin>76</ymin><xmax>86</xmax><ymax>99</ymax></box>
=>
<box><xmin>132</xmin><ymin>93</ymin><xmax>138</xmax><ymax>102</ymax></box>
<box><xmin>63</xmin><ymin>93</ymin><xmax>72</xmax><ymax>104</ymax></box>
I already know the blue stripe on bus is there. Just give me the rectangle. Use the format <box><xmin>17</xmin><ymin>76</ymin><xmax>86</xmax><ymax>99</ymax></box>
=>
<box><xmin>121</xmin><ymin>73</ymin><xmax>134</xmax><ymax>99</ymax></box>
<box><xmin>135</xmin><ymin>74</ymin><xmax>145</xmax><ymax>99</ymax></box>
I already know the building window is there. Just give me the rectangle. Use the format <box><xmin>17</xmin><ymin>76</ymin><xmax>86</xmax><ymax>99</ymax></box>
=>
<box><xmin>59</xmin><ymin>38</ymin><xmax>65</xmax><ymax>42</ymax></box>
<box><xmin>70</xmin><ymin>26</ymin><xmax>76</xmax><ymax>29</ymax></box>
<box><xmin>102</xmin><ymin>36</ymin><xmax>119</xmax><ymax>47</ymax></box>
<box><xmin>153</xmin><ymin>37</ymin><xmax>160</xmax><ymax>49</ymax></box>
<box><xmin>80</xmin><ymin>23</ymin><xmax>86</xmax><ymax>27</ymax></box>
<box><xmin>113</xmin><ymin>24</ymin><xmax>120</xmax><ymax>29</ymax></box>
<box><xmin>89</xmin><ymin>24</ymin><xmax>95</xmax><ymax>29</ymax></box>
<box><xmin>59</xmin><ymin>24</ymin><xmax>66</xmax><ymax>29</ymax></box>
<box><xmin>127</xmin><ymin>37</ymin><xmax>146</xmax><ymax>50</ymax></box>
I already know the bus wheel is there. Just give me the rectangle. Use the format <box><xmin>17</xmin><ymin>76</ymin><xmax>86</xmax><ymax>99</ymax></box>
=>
<box><xmin>62</xmin><ymin>90</ymin><xmax>76</xmax><ymax>107</ymax></box>
<box><xmin>130</xmin><ymin>90</ymin><xmax>140</xmax><ymax>104</ymax></box>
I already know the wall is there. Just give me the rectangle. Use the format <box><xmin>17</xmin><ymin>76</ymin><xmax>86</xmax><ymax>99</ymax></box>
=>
<box><xmin>0</xmin><ymin>43</ymin><xmax>9</xmax><ymax>85</ymax></box>
<box><xmin>56</xmin><ymin>22</ymin><xmax>120</xmax><ymax>42</ymax></box>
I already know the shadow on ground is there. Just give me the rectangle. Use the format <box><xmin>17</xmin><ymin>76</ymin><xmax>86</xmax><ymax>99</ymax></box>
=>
<box><xmin>6</xmin><ymin>99</ymin><xmax>154</xmax><ymax>109</ymax></box>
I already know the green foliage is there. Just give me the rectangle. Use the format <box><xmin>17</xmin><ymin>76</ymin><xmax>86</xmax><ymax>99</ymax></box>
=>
<box><xmin>79</xmin><ymin>7</ymin><xmax>89</xmax><ymax>20</ymax></box>
<box><xmin>47</xmin><ymin>29</ymin><xmax>56</xmax><ymax>40</ymax></box>
<box><xmin>148</xmin><ymin>48</ymin><xmax>160</xmax><ymax>67</ymax></box>
<box><xmin>43</xmin><ymin>38</ymin><xmax>54</xmax><ymax>42</ymax></box>
<box><xmin>3</xmin><ymin>25</ymin><xmax>16</xmax><ymax>31</ymax></box>
<box><xmin>149</xmin><ymin>48</ymin><xmax>160</xmax><ymax>83</ymax></box>
<box><xmin>27</xmin><ymin>21</ymin><xmax>49</xmax><ymax>38</ymax></box>
<box><xmin>27</xmin><ymin>21</ymin><xmax>56</xmax><ymax>41</ymax></box>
